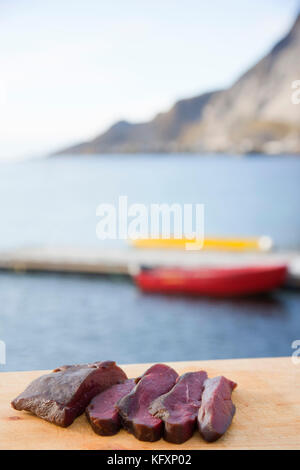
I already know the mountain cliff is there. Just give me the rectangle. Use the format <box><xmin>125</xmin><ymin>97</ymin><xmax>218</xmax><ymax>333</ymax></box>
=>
<box><xmin>56</xmin><ymin>14</ymin><xmax>300</xmax><ymax>155</ymax></box>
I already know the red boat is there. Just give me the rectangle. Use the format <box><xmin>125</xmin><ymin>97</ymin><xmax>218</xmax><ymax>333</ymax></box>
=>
<box><xmin>134</xmin><ymin>265</ymin><xmax>287</xmax><ymax>297</ymax></box>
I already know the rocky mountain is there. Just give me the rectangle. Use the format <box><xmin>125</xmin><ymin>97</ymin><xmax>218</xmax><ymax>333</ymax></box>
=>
<box><xmin>56</xmin><ymin>14</ymin><xmax>300</xmax><ymax>155</ymax></box>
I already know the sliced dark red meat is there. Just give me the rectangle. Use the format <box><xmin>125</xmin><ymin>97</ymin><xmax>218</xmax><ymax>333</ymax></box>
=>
<box><xmin>11</xmin><ymin>361</ymin><xmax>127</xmax><ymax>427</ymax></box>
<box><xmin>52</xmin><ymin>361</ymin><xmax>108</xmax><ymax>372</ymax></box>
<box><xmin>149</xmin><ymin>371</ymin><xmax>208</xmax><ymax>444</ymax></box>
<box><xmin>197</xmin><ymin>376</ymin><xmax>237</xmax><ymax>442</ymax></box>
<box><xmin>86</xmin><ymin>379</ymin><xmax>136</xmax><ymax>435</ymax></box>
<box><xmin>116</xmin><ymin>364</ymin><xmax>178</xmax><ymax>441</ymax></box>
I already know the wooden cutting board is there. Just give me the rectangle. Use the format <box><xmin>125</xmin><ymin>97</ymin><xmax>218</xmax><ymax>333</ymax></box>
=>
<box><xmin>0</xmin><ymin>357</ymin><xmax>299</xmax><ymax>450</ymax></box>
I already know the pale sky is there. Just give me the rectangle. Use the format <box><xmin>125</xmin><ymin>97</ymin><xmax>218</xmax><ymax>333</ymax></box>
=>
<box><xmin>0</xmin><ymin>0</ymin><xmax>299</xmax><ymax>159</ymax></box>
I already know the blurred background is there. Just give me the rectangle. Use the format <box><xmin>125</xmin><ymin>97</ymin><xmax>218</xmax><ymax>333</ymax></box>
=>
<box><xmin>0</xmin><ymin>0</ymin><xmax>300</xmax><ymax>371</ymax></box>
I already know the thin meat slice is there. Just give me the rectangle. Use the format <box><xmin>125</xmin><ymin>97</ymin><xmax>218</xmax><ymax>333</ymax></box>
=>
<box><xmin>116</xmin><ymin>364</ymin><xmax>179</xmax><ymax>441</ymax></box>
<box><xmin>197</xmin><ymin>376</ymin><xmax>237</xmax><ymax>442</ymax></box>
<box><xmin>149</xmin><ymin>371</ymin><xmax>208</xmax><ymax>444</ymax></box>
<box><xmin>11</xmin><ymin>361</ymin><xmax>127</xmax><ymax>427</ymax></box>
<box><xmin>86</xmin><ymin>379</ymin><xmax>136</xmax><ymax>435</ymax></box>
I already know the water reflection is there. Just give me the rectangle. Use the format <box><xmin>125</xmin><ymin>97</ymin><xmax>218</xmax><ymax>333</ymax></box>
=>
<box><xmin>138</xmin><ymin>291</ymin><xmax>287</xmax><ymax>317</ymax></box>
<box><xmin>0</xmin><ymin>271</ymin><xmax>298</xmax><ymax>371</ymax></box>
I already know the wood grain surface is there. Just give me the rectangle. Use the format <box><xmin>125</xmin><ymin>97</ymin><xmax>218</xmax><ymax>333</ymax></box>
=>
<box><xmin>1</xmin><ymin>357</ymin><xmax>299</xmax><ymax>450</ymax></box>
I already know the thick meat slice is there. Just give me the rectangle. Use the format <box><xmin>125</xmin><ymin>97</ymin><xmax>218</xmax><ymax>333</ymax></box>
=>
<box><xmin>11</xmin><ymin>361</ymin><xmax>127</xmax><ymax>427</ymax></box>
<box><xmin>52</xmin><ymin>361</ymin><xmax>107</xmax><ymax>372</ymax></box>
<box><xmin>197</xmin><ymin>376</ymin><xmax>237</xmax><ymax>442</ymax></box>
<box><xmin>116</xmin><ymin>364</ymin><xmax>178</xmax><ymax>441</ymax></box>
<box><xmin>86</xmin><ymin>379</ymin><xmax>136</xmax><ymax>435</ymax></box>
<box><xmin>149</xmin><ymin>371</ymin><xmax>207</xmax><ymax>444</ymax></box>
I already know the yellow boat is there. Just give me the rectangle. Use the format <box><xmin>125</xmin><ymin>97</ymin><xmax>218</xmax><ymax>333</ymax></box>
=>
<box><xmin>131</xmin><ymin>236</ymin><xmax>273</xmax><ymax>252</ymax></box>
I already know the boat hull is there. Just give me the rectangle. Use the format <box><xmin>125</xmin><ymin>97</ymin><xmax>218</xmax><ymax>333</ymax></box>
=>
<box><xmin>135</xmin><ymin>265</ymin><xmax>287</xmax><ymax>297</ymax></box>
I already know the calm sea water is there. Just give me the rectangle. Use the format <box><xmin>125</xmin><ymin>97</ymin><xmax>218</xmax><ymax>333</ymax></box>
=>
<box><xmin>0</xmin><ymin>154</ymin><xmax>300</xmax><ymax>371</ymax></box>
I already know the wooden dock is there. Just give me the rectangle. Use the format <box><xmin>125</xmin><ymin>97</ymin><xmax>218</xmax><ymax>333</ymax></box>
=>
<box><xmin>0</xmin><ymin>245</ymin><xmax>299</xmax><ymax>281</ymax></box>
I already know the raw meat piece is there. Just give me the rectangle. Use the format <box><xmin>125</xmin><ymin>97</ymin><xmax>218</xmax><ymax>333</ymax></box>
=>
<box><xmin>11</xmin><ymin>361</ymin><xmax>127</xmax><ymax>427</ymax></box>
<box><xmin>150</xmin><ymin>371</ymin><xmax>207</xmax><ymax>443</ymax></box>
<box><xmin>197</xmin><ymin>376</ymin><xmax>237</xmax><ymax>442</ymax></box>
<box><xmin>116</xmin><ymin>364</ymin><xmax>178</xmax><ymax>441</ymax></box>
<box><xmin>86</xmin><ymin>379</ymin><xmax>136</xmax><ymax>435</ymax></box>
